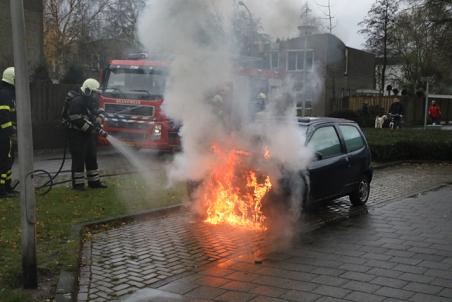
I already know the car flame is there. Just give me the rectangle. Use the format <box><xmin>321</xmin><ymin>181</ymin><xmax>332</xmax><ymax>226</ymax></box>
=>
<box><xmin>201</xmin><ymin>145</ymin><xmax>272</xmax><ymax>231</ymax></box>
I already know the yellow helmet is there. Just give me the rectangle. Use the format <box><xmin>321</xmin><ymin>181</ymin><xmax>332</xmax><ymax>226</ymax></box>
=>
<box><xmin>2</xmin><ymin>67</ymin><xmax>15</xmax><ymax>86</ymax></box>
<box><xmin>81</xmin><ymin>78</ymin><xmax>100</xmax><ymax>95</ymax></box>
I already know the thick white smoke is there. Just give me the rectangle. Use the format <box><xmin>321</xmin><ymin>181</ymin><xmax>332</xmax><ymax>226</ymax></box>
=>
<box><xmin>245</xmin><ymin>0</ymin><xmax>303</xmax><ymax>38</ymax></box>
<box><xmin>138</xmin><ymin>0</ymin><xmax>315</xmax><ymax>222</ymax></box>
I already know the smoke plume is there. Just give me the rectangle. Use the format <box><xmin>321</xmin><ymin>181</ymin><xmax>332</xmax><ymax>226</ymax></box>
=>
<box><xmin>138</xmin><ymin>0</ymin><xmax>315</xmax><ymax>226</ymax></box>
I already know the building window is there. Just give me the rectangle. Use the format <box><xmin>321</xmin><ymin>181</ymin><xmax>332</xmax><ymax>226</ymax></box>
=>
<box><xmin>287</xmin><ymin>50</ymin><xmax>314</xmax><ymax>71</ymax></box>
<box><xmin>288</xmin><ymin>52</ymin><xmax>297</xmax><ymax>71</ymax></box>
<box><xmin>271</xmin><ymin>52</ymin><xmax>280</xmax><ymax>70</ymax></box>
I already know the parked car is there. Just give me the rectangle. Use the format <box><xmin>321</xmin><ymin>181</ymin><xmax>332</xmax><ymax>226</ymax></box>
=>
<box><xmin>295</xmin><ymin>117</ymin><xmax>373</xmax><ymax>208</ymax></box>
<box><xmin>187</xmin><ymin>117</ymin><xmax>373</xmax><ymax>211</ymax></box>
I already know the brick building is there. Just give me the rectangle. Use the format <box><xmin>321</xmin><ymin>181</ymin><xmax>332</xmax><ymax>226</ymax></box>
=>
<box><xmin>0</xmin><ymin>0</ymin><xmax>44</xmax><ymax>73</ymax></box>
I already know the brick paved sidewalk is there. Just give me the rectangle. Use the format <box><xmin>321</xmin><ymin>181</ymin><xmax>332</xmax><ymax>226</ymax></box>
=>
<box><xmin>137</xmin><ymin>185</ymin><xmax>452</xmax><ymax>302</ymax></box>
<box><xmin>78</xmin><ymin>164</ymin><xmax>452</xmax><ymax>302</ymax></box>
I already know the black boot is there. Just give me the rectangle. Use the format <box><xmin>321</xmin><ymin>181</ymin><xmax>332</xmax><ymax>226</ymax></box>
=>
<box><xmin>88</xmin><ymin>181</ymin><xmax>107</xmax><ymax>189</ymax></box>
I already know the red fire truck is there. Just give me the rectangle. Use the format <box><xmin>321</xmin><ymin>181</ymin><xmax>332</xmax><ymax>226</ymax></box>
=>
<box><xmin>98</xmin><ymin>55</ymin><xmax>181</xmax><ymax>151</ymax></box>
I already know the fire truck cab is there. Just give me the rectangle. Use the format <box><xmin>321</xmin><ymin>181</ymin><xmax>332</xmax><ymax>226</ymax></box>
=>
<box><xmin>98</xmin><ymin>55</ymin><xmax>180</xmax><ymax>151</ymax></box>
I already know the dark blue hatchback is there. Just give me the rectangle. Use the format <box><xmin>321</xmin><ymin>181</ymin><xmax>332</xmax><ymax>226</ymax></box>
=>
<box><xmin>297</xmin><ymin>117</ymin><xmax>373</xmax><ymax>208</ymax></box>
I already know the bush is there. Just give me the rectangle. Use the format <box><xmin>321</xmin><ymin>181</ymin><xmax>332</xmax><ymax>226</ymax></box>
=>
<box><xmin>363</xmin><ymin>128</ymin><xmax>452</xmax><ymax>162</ymax></box>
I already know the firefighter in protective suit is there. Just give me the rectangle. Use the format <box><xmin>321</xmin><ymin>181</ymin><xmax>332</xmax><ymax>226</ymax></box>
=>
<box><xmin>65</xmin><ymin>78</ymin><xmax>108</xmax><ymax>190</ymax></box>
<box><xmin>0</xmin><ymin>67</ymin><xmax>16</xmax><ymax>198</ymax></box>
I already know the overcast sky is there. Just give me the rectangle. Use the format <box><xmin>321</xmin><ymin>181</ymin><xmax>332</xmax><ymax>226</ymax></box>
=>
<box><xmin>311</xmin><ymin>0</ymin><xmax>375</xmax><ymax>49</ymax></box>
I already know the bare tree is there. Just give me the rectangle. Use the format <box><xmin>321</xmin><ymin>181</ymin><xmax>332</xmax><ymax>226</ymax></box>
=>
<box><xmin>393</xmin><ymin>8</ymin><xmax>435</xmax><ymax>89</ymax></box>
<box><xmin>395</xmin><ymin>0</ymin><xmax>452</xmax><ymax>92</ymax></box>
<box><xmin>44</xmin><ymin>0</ymin><xmax>112</xmax><ymax>78</ymax></box>
<box><xmin>234</xmin><ymin>8</ymin><xmax>267</xmax><ymax>58</ymax></box>
<box><xmin>359</xmin><ymin>0</ymin><xmax>400</xmax><ymax>95</ymax></box>
<box><xmin>100</xmin><ymin>0</ymin><xmax>146</xmax><ymax>43</ymax></box>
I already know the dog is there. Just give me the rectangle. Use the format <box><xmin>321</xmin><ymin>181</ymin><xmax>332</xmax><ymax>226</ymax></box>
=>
<box><xmin>375</xmin><ymin>115</ymin><xmax>387</xmax><ymax>128</ymax></box>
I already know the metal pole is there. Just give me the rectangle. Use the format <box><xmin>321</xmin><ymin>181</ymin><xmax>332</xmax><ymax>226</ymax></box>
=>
<box><xmin>302</xmin><ymin>33</ymin><xmax>308</xmax><ymax>117</ymax></box>
<box><xmin>424</xmin><ymin>80</ymin><xmax>429</xmax><ymax>130</ymax></box>
<box><xmin>10</xmin><ymin>0</ymin><xmax>38</xmax><ymax>288</ymax></box>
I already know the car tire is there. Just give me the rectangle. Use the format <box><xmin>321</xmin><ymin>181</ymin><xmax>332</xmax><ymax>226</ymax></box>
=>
<box><xmin>349</xmin><ymin>176</ymin><xmax>370</xmax><ymax>206</ymax></box>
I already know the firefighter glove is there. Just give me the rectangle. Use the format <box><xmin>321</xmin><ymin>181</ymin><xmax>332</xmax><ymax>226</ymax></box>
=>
<box><xmin>97</xmin><ymin>128</ymin><xmax>108</xmax><ymax>138</ymax></box>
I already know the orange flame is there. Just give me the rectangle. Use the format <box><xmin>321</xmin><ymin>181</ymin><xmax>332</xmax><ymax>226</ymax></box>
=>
<box><xmin>202</xmin><ymin>146</ymin><xmax>272</xmax><ymax>231</ymax></box>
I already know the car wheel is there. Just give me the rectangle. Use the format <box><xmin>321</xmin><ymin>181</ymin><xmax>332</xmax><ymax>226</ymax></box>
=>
<box><xmin>349</xmin><ymin>176</ymin><xmax>370</xmax><ymax>206</ymax></box>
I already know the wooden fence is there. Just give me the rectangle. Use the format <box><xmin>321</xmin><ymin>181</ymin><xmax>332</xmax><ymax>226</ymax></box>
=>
<box><xmin>30</xmin><ymin>82</ymin><xmax>76</xmax><ymax>149</ymax></box>
<box><xmin>348</xmin><ymin>96</ymin><xmax>398</xmax><ymax>113</ymax></box>
<box><xmin>31</xmin><ymin>82</ymin><xmax>75</xmax><ymax>123</ymax></box>
<box><xmin>344</xmin><ymin>95</ymin><xmax>452</xmax><ymax>126</ymax></box>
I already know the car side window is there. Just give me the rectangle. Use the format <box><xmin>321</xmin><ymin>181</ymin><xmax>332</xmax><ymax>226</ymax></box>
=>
<box><xmin>308</xmin><ymin>126</ymin><xmax>342</xmax><ymax>158</ymax></box>
<box><xmin>339</xmin><ymin>125</ymin><xmax>365</xmax><ymax>153</ymax></box>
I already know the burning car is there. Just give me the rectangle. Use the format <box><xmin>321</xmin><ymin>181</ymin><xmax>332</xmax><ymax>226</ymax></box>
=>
<box><xmin>188</xmin><ymin>117</ymin><xmax>372</xmax><ymax>229</ymax></box>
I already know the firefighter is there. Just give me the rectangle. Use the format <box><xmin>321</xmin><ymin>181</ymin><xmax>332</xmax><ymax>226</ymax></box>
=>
<box><xmin>65</xmin><ymin>78</ymin><xmax>108</xmax><ymax>190</ymax></box>
<box><xmin>0</xmin><ymin>67</ymin><xmax>16</xmax><ymax>198</ymax></box>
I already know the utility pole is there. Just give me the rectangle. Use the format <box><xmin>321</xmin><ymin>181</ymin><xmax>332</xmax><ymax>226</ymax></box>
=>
<box><xmin>421</xmin><ymin>77</ymin><xmax>433</xmax><ymax>130</ymax></box>
<box><xmin>327</xmin><ymin>0</ymin><xmax>333</xmax><ymax>33</ymax></box>
<box><xmin>299</xmin><ymin>3</ymin><xmax>314</xmax><ymax>117</ymax></box>
<box><xmin>316</xmin><ymin>0</ymin><xmax>335</xmax><ymax>33</ymax></box>
<box><xmin>10</xmin><ymin>0</ymin><xmax>38</xmax><ymax>288</ymax></box>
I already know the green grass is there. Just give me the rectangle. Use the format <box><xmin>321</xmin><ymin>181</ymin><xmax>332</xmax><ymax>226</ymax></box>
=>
<box><xmin>0</xmin><ymin>174</ymin><xmax>186</xmax><ymax>301</ymax></box>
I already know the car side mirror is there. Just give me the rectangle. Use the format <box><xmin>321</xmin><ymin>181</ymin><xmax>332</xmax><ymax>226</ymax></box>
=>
<box><xmin>315</xmin><ymin>152</ymin><xmax>323</xmax><ymax>160</ymax></box>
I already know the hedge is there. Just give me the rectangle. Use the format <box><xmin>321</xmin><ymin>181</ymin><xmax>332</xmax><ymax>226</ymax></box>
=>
<box><xmin>363</xmin><ymin>128</ymin><xmax>452</xmax><ymax>162</ymax></box>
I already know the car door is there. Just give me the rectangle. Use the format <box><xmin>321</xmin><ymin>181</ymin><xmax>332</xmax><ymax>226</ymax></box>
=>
<box><xmin>307</xmin><ymin>125</ymin><xmax>348</xmax><ymax>202</ymax></box>
<box><xmin>337</xmin><ymin>124</ymin><xmax>369</xmax><ymax>194</ymax></box>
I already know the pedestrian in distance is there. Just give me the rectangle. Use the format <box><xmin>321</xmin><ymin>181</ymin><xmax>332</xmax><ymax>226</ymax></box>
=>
<box><xmin>428</xmin><ymin>100</ymin><xmax>442</xmax><ymax>125</ymax></box>
<box><xmin>388</xmin><ymin>98</ymin><xmax>404</xmax><ymax>129</ymax></box>
<box><xmin>0</xmin><ymin>67</ymin><xmax>17</xmax><ymax>198</ymax></box>
<box><xmin>62</xmin><ymin>78</ymin><xmax>108</xmax><ymax>191</ymax></box>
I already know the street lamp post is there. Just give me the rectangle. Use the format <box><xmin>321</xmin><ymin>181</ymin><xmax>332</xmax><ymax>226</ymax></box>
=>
<box><xmin>238</xmin><ymin>1</ymin><xmax>255</xmax><ymax>57</ymax></box>
<box><xmin>10</xmin><ymin>0</ymin><xmax>38</xmax><ymax>288</ymax></box>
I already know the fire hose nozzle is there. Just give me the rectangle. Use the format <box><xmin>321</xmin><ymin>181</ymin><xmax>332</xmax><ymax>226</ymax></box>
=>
<box><xmin>97</xmin><ymin>128</ymin><xmax>108</xmax><ymax>138</ymax></box>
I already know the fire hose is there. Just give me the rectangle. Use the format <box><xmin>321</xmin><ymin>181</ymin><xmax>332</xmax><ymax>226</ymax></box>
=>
<box><xmin>11</xmin><ymin>137</ymin><xmax>69</xmax><ymax>196</ymax></box>
<box><xmin>12</xmin><ymin>127</ymin><xmax>109</xmax><ymax>196</ymax></box>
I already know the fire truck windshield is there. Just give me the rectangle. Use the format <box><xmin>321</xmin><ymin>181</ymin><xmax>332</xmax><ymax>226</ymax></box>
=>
<box><xmin>103</xmin><ymin>67</ymin><xmax>166</xmax><ymax>100</ymax></box>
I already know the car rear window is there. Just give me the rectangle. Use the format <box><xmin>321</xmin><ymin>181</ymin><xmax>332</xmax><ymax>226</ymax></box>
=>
<box><xmin>339</xmin><ymin>125</ymin><xmax>365</xmax><ymax>152</ymax></box>
<box><xmin>308</xmin><ymin>126</ymin><xmax>342</xmax><ymax>158</ymax></box>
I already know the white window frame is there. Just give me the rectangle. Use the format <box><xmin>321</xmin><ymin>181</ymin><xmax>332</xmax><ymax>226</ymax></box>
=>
<box><xmin>286</xmin><ymin>49</ymin><xmax>315</xmax><ymax>72</ymax></box>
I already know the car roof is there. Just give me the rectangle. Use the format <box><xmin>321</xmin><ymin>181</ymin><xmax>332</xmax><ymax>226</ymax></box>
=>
<box><xmin>297</xmin><ymin>117</ymin><xmax>357</xmax><ymax>127</ymax></box>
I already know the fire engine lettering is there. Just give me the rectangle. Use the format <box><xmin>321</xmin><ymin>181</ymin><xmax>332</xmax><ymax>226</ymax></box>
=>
<box><xmin>115</xmin><ymin>99</ymin><xmax>141</xmax><ymax>105</ymax></box>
